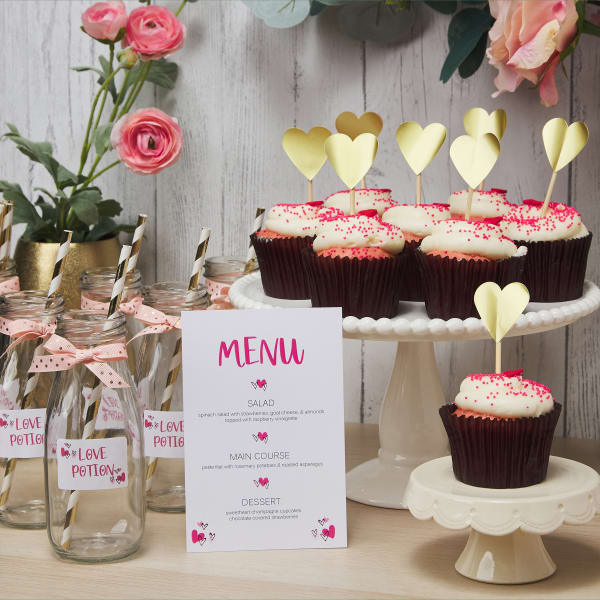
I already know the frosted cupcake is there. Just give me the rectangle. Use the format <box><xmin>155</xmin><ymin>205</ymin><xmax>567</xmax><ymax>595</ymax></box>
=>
<box><xmin>302</xmin><ymin>210</ymin><xmax>405</xmax><ymax>318</ymax></box>
<box><xmin>251</xmin><ymin>201</ymin><xmax>341</xmax><ymax>300</ymax></box>
<box><xmin>416</xmin><ymin>219</ymin><xmax>527</xmax><ymax>319</ymax></box>
<box><xmin>449</xmin><ymin>189</ymin><xmax>514</xmax><ymax>221</ymax></box>
<box><xmin>382</xmin><ymin>203</ymin><xmax>451</xmax><ymax>301</ymax></box>
<box><xmin>501</xmin><ymin>199</ymin><xmax>592</xmax><ymax>302</ymax></box>
<box><xmin>324</xmin><ymin>188</ymin><xmax>395</xmax><ymax>216</ymax></box>
<box><xmin>439</xmin><ymin>370</ymin><xmax>561</xmax><ymax>488</ymax></box>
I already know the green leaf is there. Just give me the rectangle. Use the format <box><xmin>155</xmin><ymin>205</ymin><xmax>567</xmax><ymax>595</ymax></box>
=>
<box><xmin>72</xmin><ymin>66</ymin><xmax>104</xmax><ymax>76</ymax></box>
<box><xmin>96</xmin><ymin>199</ymin><xmax>122</xmax><ymax>217</ymax></box>
<box><xmin>582</xmin><ymin>19</ymin><xmax>600</xmax><ymax>37</ymax></box>
<box><xmin>425</xmin><ymin>1</ymin><xmax>457</xmax><ymax>15</ymax></box>
<box><xmin>440</xmin><ymin>7</ymin><xmax>493</xmax><ymax>83</ymax></box>
<box><xmin>86</xmin><ymin>216</ymin><xmax>118</xmax><ymax>241</ymax></box>
<box><xmin>145</xmin><ymin>59</ymin><xmax>179</xmax><ymax>90</ymax></box>
<box><xmin>93</xmin><ymin>123</ymin><xmax>114</xmax><ymax>155</ymax></box>
<box><xmin>35</xmin><ymin>197</ymin><xmax>57</xmax><ymax>222</ymax></box>
<box><xmin>69</xmin><ymin>188</ymin><xmax>102</xmax><ymax>226</ymax></box>
<box><xmin>458</xmin><ymin>30</ymin><xmax>487</xmax><ymax>78</ymax></box>
<box><xmin>310</xmin><ymin>1</ymin><xmax>328</xmax><ymax>15</ymax></box>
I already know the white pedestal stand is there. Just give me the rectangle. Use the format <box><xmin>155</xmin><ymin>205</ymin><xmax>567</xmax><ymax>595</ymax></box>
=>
<box><xmin>405</xmin><ymin>456</ymin><xmax>600</xmax><ymax>584</ymax></box>
<box><xmin>229</xmin><ymin>274</ymin><xmax>600</xmax><ymax>509</ymax></box>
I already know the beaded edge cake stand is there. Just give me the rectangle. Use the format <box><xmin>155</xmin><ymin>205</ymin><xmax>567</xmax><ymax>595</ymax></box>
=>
<box><xmin>405</xmin><ymin>456</ymin><xmax>600</xmax><ymax>584</ymax></box>
<box><xmin>229</xmin><ymin>273</ymin><xmax>600</xmax><ymax>509</ymax></box>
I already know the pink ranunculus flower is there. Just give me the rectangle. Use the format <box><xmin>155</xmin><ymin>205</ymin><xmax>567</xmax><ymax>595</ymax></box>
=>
<box><xmin>81</xmin><ymin>1</ymin><xmax>128</xmax><ymax>42</ymax></box>
<box><xmin>487</xmin><ymin>0</ymin><xmax>578</xmax><ymax>107</ymax></box>
<box><xmin>124</xmin><ymin>5</ymin><xmax>186</xmax><ymax>62</ymax></box>
<box><xmin>111</xmin><ymin>108</ymin><xmax>183</xmax><ymax>175</ymax></box>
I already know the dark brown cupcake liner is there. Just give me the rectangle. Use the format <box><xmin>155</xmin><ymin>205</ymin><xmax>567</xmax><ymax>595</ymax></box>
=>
<box><xmin>516</xmin><ymin>233</ymin><xmax>592</xmax><ymax>302</ymax></box>
<box><xmin>251</xmin><ymin>234</ymin><xmax>314</xmax><ymax>300</ymax></box>
<box><xmin>301</xmin><ymin>248</ymin><xmax>406</xmax><ymax>319</ymax></box>
<box><xmin>416</xmin><ymin>251</ymin><xmax>526</xmax><ymax>320</ymax></box>
<box><xmin>398</xmin><ymin>239</ymin><xmax>424</xmax><ymax>302</ymax></box>
<box><xmin>439</xmin><ymin>403</ymin><xmax>561</xmax><ymax>488</ymax></box>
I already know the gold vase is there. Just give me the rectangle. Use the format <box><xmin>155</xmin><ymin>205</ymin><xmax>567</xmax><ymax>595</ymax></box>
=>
<box><xmin>14</xmin><ymin>236</ymin><xmax>122</xmax><ymax>310</ymax></box>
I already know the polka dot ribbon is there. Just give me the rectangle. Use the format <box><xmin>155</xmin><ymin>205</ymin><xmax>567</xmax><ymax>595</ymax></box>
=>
<box><xmin>0</xmin><ymin>276</ymin><xmax>20</xmax><ymax>295</ymax></box>
<box><xmin>129</xmin><ymin>304</ymin><xmax>181</xmax><ymax>343</ymax></box>
<box><xmin>80</xmin><ymin>294</ymin><xmax>143</xmax><ymax>317</ymax></box>
<box><xmin>205</xmin><ymin>279</ymin><xmax>233</xmax><ymax>310</ymax></box>
<box><xmin>29</xmin><ymin>334</ymin><xmax>129</xmax><ymax>389</ymax></box>
<box><xmin>0</xmin><ymin>317</ymin><xmax>56</xmax><ymax>357</ymax></box>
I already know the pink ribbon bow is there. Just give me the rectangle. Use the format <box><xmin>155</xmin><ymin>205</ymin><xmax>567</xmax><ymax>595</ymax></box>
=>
<box><xmin>0</xmin><ymin>276</ymin><xmax>20</xmax><ymax>295</ymax></box>
<box><xmin>80</xmin><ymin>294</ymin><xmax>143</xmax><ymax>317</ymax></box>
<box><xmin>130</xmin><ymin>304</ymin><xmax>181</xmax><ymax>342</ymax></box>
<box><xmin>29</xmin><ymin>334</ymin><xmax>129</xmax><ymax>388</ymax></box>
<box><xmin>0</xmin><ymin>317</ymin><xmax>56</xmax><ymax>357</ymax></box>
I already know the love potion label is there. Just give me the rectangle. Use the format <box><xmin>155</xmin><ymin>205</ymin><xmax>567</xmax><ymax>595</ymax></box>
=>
<box><xmin>84</xmin><ymin>387</ymin><xmax>125</xmax><ymax>429</ymax></box>
<box><xmin>0</xmin><ymin>409</ymin><xmax>46</xmax><ymax>458</ymax></box>
<box><xmin>143</xmin><ymin>410</ymin><xmax>184</xmax><ymax>458</ymax></box>
<box><xmin>0</xmin><ymin>378</ymin><xmax>19</xmax><ymax>410</ymax></box>
<box><xmin>57</xmin><ymin>437</ymin><xmax>128</xmax><ymax>491</ymax></box>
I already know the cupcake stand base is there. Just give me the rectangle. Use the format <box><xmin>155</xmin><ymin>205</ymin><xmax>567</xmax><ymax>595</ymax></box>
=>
<box><xmin>229</xmin><ymin>274</ymin><xmax>600</xmax><ymax>509</ymax></box>
<box><xmin>405</xmin><ymin>456</ymin><xmax>600</xmax><ymax>584</ymax></box>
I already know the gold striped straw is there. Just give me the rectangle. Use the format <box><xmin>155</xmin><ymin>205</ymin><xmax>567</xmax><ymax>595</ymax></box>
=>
<box><xmin>146</xmin><ymin>229</ymin><xmax>211</xmax><ymax>493</ymax></box>
<box><xmin>244</xmin><ymin>208</ymin><xmax>265</xmax><ymax>273</ymax></box>
<box><xmin>0</xmin><ymin>202</ymin><xmax>13</xmax><ymax>261</ymax></box>
<box><xmin>61</xmin><ymin>245</ymin><xmax>131</xmax><ymax>550</ymax></box>
<box><xmin>0</xmin><ymin>229</ymin><xmax>72</xmax><ymax>508</ymax></box>
<box><xmin>127</xmin><ymin>214</ymin><xmax>147</xmax><ymax>275</ymax></box>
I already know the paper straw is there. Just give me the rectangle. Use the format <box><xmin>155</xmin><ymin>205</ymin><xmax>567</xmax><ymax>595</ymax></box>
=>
<box><xmin>127</xmin><ymin>214</ymin><xmax>147</xmax><ymax>274</ymax></box>
<box><xmin>0</xmin><ymin>202</ymin><xmax>13</xmax><ymax>261</ymax></box>
<box><xmin>244</xmin><ymin>208</ymin><xmax>265</xmax><ymax>273</ymax></box>
<box><xmin>146</xmin><ymin>231</ymin><xmax>211</xmax><ymax>492</ymax></box>
<box><xmin>0</xmin><ymin>230</ymin><xmax>72</xmax><ymax>508</ymax></box>
<box><xmin>61</xmin><ymin>245</ymin><xmax>131</xmax><ymax>550</ymax></box>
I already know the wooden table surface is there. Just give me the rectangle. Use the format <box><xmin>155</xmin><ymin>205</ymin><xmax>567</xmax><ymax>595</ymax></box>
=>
<box><xmin>2</xmin><ymin>423</ymin><xmax>600</xmax><ymax>599</ymax></box>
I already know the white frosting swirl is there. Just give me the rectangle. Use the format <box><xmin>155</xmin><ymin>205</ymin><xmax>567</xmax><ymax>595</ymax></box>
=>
<box><xmin>263</xmin><ymin>203</ymin><xmax>334</xmax><ymax>237</ymax></box>
<box><xmin>324</xmin><ymin>189</ymin><xmax>395</xmax><ymax>216</ymax></box>
<box><xmin>501</xmin><ymin>202</ymin><xmax>589</xmax><ymax>242</ymax></box>
<box><xmin>313</xmin><ymin>214</ymin><xmax>405</xmax><ymax>255</ymax></box>
<box><xmin>382</xmin><ymin>204</ymin><xmax>451</xmax><ymax>238</ymax></box>
<box><xmin>449</xmin><ymin>190</ymin><xmax>513</xmax><ymax>218</ymax></box>
<box><xmin>419</xmin><ymin>219</ymin><xmax>518</xmax><ymax>259</ymax></box>
<box><xmin>454</xmin><ymin>372</ymin><xmax>555</xmax><ymax>418</ymax></box>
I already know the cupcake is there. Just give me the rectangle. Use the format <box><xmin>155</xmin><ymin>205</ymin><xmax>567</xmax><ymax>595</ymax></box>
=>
<box><xmin>449</xmin><ymin>189</ymin><xmax>514</xmax><ymax>221</ymax></box>
<box><xmin>251</xmin><ymin>201</ymin><xmax>340</xmax><ymax>300</ymax></box>
<box><xmin>301</xmin><ymin>210</ymin><xmax>405</xmax><ymax>318</ymax></box>
<box><xmin>501</xmin><ymin>199</ymin><xmax>592</xmax><ymax>302</ymax></box>
<box><xmin>416</xmin><ymin>219</ymin><xmax>527</xmax><ymax>319</ymax></box>
<box><xmin>382</xmin><ymin>203</ymin><xmax>451</xmax><ymax>301</ymax></box>
<box><xmin>439</xmin><ymin>370</ymin><xmax>561</xmax><ymax>488</ymax></box>
<box><xmin>324</xmin><ymin>188</ymin><xmax>395</xmax><ymax>216</ymax></box>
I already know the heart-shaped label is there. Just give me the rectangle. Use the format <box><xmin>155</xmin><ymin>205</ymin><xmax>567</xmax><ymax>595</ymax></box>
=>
<box><xmin>282</xmin><ymin>126</ymin><xmax>331</xmax><ymax>181</ymax></box>
<box><xmin>395</xmin><ymin>121</ymin><xmax>446</xmax><ymax>175</ymax></box>
<box><xmin>257</xmin><ymin>432</ymin><xmax>268</xmax><ymax>441</ymax></box>
<box><xmin>463</xmin><ymin>108</ymin><xmax>507</xmax><ymax>141</ymax></box>
<box><xmin>542</xmin><ymin>118</ymin><xmax>588</xmax><ymax>172</ymax></box>
<box><xmin>321</xmin><ymin>525</ymin><xmax>335</xmax><ymax>539</ymax></box>
<box><xmin>258</xmin><ymin>477</ymin><xmax>269</xmax><ymax>487</ymax></box>
<box><xmin>474</xmin><ymin>282</ymin><xmax>530</xmax><ymax>342</ymax></box>
<box><xmin>256</xmin><ymin>379</ymin><xmax>267</xmax><ymax>389</ymax></box>
<box><xmin>335</xmin><ymin>111</ymin><xmax>383</xmax><ymax>140</ymax></box>
<box><xmin>325</xmin><ymin>133</ymin><xmax>378</xmax><ymax>190</ymax></box>
<box><xmin>450</xmin><ymin>133</ymin><xmax>500</xmax><ymax>190</ymax></box>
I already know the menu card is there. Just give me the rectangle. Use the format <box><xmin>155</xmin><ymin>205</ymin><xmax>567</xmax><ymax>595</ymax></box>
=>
<box><xmin>181</xmin><ymin>307</ymin><xmax>347</xmax><ymax>552</ymax></box>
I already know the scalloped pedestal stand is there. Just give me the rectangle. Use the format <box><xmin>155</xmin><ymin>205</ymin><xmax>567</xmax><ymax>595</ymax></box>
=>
<box><xmin>229</xmin><ymin>274</ymin><xmax>600</xmax><ymax>509</ymax></box>
<box><xmin>405</xmin><ymin>456</ymin><xmax>600</xmax><ymax>584</ymax></box>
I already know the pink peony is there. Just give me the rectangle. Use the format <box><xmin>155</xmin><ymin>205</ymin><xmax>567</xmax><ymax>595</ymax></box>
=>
<box><xmin>111</xmin><ymin>108</ymin><xmax>183</xmax><ymax>175</ymax></box>
<box><xmin>124</xmin><ymin>6</ymin><xmax>186</xmax><ymax>61</ymax></box>
<box><xmin>487</xmin><ymin>0</ymin><xmax>578</xmax><ymax>106</ymax></box>
<box><xmin>81</xmin><ymin>1</ymin><xmax>128</xmax><ymax>42</ymax></box>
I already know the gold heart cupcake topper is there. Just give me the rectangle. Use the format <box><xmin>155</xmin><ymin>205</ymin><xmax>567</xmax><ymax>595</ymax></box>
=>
<box><xmin>463</xmin><ymin>108</ymin><xmax>507</xmax><ymax>141</ymax></box>
<box><xmin>281</xmin><ymin>126</ymin><xmax>331</xmax><ymax>181</ymax></box>
<box><xmin>474</xmin><ymin>282</ymin><xmax>530</xmax><ymax>373</ymax></box>
<box><xmin>449</xmin><ymin>133</ymin><xmax>500</xmax><ymax>191</ymax></box>
<box><xmin>335</xmin><ymin>111</ymin><xmax>383</xmax><ymax>140</ymax></box>
<box><xmin>395</xmin><ymin>122</ymin><xmax>447</xmax><ymax>175</ymax></box>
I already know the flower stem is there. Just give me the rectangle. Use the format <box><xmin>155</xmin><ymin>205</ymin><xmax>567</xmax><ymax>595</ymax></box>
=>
<box><xmin>119</xmin><ymin>61</ymin><xmax>152</xmax><ymax>118</ymax></box>
<box><xmin>92</xmin><ymin>44</ymin><xmax>114</xmax><ymax>135</ymax></box>
<box><xmin>109</xmin><ymin>67</ymin><xmax>132</xmax><ymax>122</ymax></box>
<box><xmin>80</xmin><ymin>160</ymin><xmax>120</xmax><ymax>191</ymax></box>
<box><xmin>175</xmin><ymin>0</ymin><xmax>187</xmax><ymax>16</ymax></box>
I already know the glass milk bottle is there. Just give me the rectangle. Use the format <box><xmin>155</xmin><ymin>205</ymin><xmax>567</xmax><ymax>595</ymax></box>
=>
<box><xmin>0</xmin><ymin>258</ymin><xmax>19</xmax><ymax>293</ymax></box>
<box><xmin>204</xmin><ymin>256</ymin><xmax>253</xmax><ymax>309</ymax></box>
<box><xmin>45</xmin><ymin>310</ymin><xmax>144</xmax><ymax>562</ymax></box>
<box><xmin>135</xmin><ymin>282</ymin><xmax>209</xmax><ymax>511</ymax></box>
<box><xmin>0</xmin><ymin>290</ymin><xmax>64</xmax><ymax>528</ymax></box>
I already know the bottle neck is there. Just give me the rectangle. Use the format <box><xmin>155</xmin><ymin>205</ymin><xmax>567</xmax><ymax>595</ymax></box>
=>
<box><xmin>57</xmin><ymin>310</ymin><xmax>127</xmax><ymax>346</ymax></box>
<box><xmin>143</xmin><ymin>282</ymin><xmax>210</xmax><ymax>316</ymax></box>
<box><xmin>80</xmin><ymin>268</ymin><xmax>142</xmax><ymax>304</ymax></box>
<box><xmin>0</xmin><ymin>291</ymin><xmax>64</xmax><ymax>321</ymax></box>
<box><xmin>204</xmin><ymin>256</ymin><xmax>250</xmax><ymax>285</ymax></box>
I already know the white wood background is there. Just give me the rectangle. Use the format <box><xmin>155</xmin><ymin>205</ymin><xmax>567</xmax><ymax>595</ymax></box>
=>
<box><xmin>0</xmin><ymin>1</ymin><xmax>598</xmax><ymax>437</ymax></box>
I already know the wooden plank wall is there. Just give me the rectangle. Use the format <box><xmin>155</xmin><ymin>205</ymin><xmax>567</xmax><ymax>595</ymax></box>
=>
<box><xmin>0</xmin><ymin>1</ymin><xmax>597</xmax><ymax>436</ymax></box>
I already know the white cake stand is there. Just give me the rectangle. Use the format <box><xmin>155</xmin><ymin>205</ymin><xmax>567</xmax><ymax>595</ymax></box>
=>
<box><xmin>405</xmin><ymin>456</ymin><xmax>600</xmax><ymax>584</ymax></box>
<box><xmin>229</xmin><ymin>274</ymin><xmax>600</xmax><ymax>509</ymax></box>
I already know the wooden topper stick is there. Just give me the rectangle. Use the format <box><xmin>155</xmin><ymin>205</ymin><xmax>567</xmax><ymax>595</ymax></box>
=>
<box><xmin>360</xmin><ymin>177</ymin><xmax>366</xmax><ymax>189</ymax></box>
<box><xmin>308</xmin><ymin>179</ymin><xmax>313</xmax><ymax>204</ymax></box>
<box><xmin>416</xmin><ymin>173</ymin><xmax>422</xmax><ymax>206</ymax></box>
<box><xmin>541</xmin><ymin>171</ymin><xmax>558</xmax><ymax>217</ymax></box>
<box><xmin>495</xmin><ymin>341</ymin><xmax>501</xmax><ymax>374</ymax></box>
<box><xmin>465</xmin><ymin>187</ymin><xmax>474</xmax><ymax>221</ymax></box>
<box><xmin>350</xmin><ymin>188</ymin><xmax>356</xmax><ymax>214</ymax></box>
<box><xmin>479</xmin><ymin>179</ymin><xmax>484</xmax><ymax>191</ymax></box>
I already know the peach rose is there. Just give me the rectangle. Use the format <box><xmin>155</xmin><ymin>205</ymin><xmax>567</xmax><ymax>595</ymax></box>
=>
<box><xmin>487</xmin><ymin>0</ymin><xmax>578</xmax><ymax>106</ymax></box>
<box><xmin>124</xmin><ymin>5</ymin><xmax>186</xmax><ymax>61</ymax></box>
<box><xmin>111</xmin><ymin>108</ymin><xmax>183</xmax><ymax>175</ymax></box>
<box><xmin>81</xmin><ymin>1</ymin><xmax>128</xmax><ymax>42</ymax></box>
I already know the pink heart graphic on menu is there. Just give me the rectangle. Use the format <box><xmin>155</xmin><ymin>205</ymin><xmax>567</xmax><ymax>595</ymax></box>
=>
<box><xmin>258</xmin><ymin>477</ymin><xmax>269</xmax><ymax>487</ymax></box>
<box><xmin>197</xmin><ymin>522</ymin><xmax>208</xmax><ymax>530</ymax></box>
<box><xmin>191</xmin><ymin>530</ymin><xmax>205</xmax><ymax>544</ymax></box>
<box><xmin>257</xmin><ymin>432</ymin><xmax>268</xmax><ymax>441</ymax></box>
<box><xmin>256</xmin><ymin>379</ymin><xmax>267</xmax><ymax>389</ymax></box>
<box><xmin>61</xmin><ymin>447</ymin><xmax>69</xmax><ymax>457</ymax></box>
<box><xmin>321</xmin><ymin>525</ymin><xmax>335</xmax><ymax>539</ymax></box>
